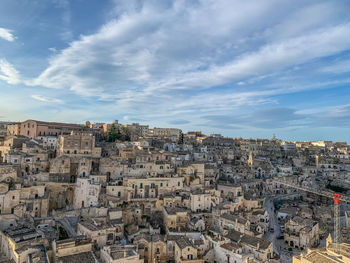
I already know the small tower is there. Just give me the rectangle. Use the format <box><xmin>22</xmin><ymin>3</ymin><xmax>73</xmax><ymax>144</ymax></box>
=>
<box><xmin>248</xmin><ymin>152</ymin><xmax>254</xmax><ymax>167</ymax></box>
<box><xmin>315</xmin><ymin>155</ymin><xmax>319</xmax><ymax>169</ymax></box>
<box><xmin>326</xmin><ymin>233</ymin><xmax>333</xmax><ymax>248</ymax></box>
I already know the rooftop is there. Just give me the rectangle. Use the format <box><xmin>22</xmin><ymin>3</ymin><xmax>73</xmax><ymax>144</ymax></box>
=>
<box><xmin>58</xmin><ymin>252</ymin><xmax>96</xmax><ymax>263</ymax></box>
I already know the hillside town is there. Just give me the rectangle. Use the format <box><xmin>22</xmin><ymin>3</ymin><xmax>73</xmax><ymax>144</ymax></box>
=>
<box><xmin>0</xmin><ymin>119</ymin><xmax>349</xmax><ymax>263</ymax></box>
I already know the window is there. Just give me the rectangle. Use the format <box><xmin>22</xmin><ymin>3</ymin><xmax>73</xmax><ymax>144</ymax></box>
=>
<box><xmin>160</xmin><ymin>183</ymin><xmax>163</xmax><ymax>187</ymax></box>
<box><xmin>85</xmin><ymin>141</ymin><xmax>89</xmax><ymax>146</ymax></box>
<box><xmin>140</xmin><ymin>183</ymin><xmax>143</xmax><ymax>189</ymax></box>
<box><xmin>178</xmin><ymin>182</ymin><xmax>180</xmax><ymax>187</ymax></box>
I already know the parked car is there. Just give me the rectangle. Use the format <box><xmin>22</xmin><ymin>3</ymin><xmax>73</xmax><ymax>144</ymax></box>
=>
<box><xmin>270</xmin><ymin>227</ymin><xmax>274</xmax><ymax>233</ymax></box>
<box><xmin>280</xmin><ymin>225</ymin><xmax>285</xmax><ymax>232</ymax></box>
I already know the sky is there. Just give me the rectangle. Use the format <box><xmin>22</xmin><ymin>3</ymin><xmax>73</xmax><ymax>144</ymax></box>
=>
<box><xmin>1</xmin><ymin>0</ymin><xmax>350</xmax><ymax>142</ymax></box>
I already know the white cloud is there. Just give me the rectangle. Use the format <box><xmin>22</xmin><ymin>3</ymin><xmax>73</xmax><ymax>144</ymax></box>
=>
<box><xmin>31</xmin><ymin>95</ymin><xmax>63</xmax><ymax>104</ymax></box>
<box><xmin>320</xmin><ymin>59</ymin><xmax>350</xmax><ymax>74</ymax></box>
<box><xmin>26</xmin><ymin>0</ymin><xmax>350</xmax><ymax>125</ymax></box>
<box><xmin>0</xmin><ymin>59</ymin><xmax>20</xmax><ymax>84</ymax></box>
<box><xmin>0</xmin><ymin>27</ymin><xmax>15</xmax><ymax>42</ymax></box>
<box><xmin>147</xmin><ymin>23</ymin><xmax>350</xmax><ymax>92</ymax></box>
<box><xmin>48</xmin><ymin>47</ymin><xmax>58</xmax><ymax>53</ymax></box>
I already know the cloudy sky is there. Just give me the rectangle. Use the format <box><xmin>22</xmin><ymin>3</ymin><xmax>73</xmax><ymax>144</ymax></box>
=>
<box><xmin>1</xmin><ymin>0</ymin><xmax>350</xmax><ymax>142</ymax></box>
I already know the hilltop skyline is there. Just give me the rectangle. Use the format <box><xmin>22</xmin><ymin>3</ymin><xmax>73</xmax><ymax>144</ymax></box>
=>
<box><xmin>1</xmin><ymin>0</ymin><xmax>350</xmax><ymax>142</ymax></box>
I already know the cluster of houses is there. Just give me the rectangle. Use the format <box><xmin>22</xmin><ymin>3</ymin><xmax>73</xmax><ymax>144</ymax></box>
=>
<box><xmin>0</xmin><ymin>119</ymin><xmax>349</xmax><ymax>263</ymax></box>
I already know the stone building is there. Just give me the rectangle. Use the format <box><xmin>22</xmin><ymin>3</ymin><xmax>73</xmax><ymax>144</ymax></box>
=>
<box><xmin>293</xmin><ymin>234</ymin><xmax>350</xmax><ymax>262</ymax></box>
<box><xmin>190</xmin><ymin>190</ymin><xmax>212</xmax><ymax>212</ymax></box>
<box><xmin>174</xmin><ymin>236</ymin><xmax>204</xmax><ymax>263</ymax></box>
<box><xmin>100</xmin><ymin>245</ymin><xmax>143</xmax><ymax>263</ymax></box>
<box><xmin>53</xmin><ymin>236</ymin><xmax>96</xmax><ymax>263</ymax></box>
<box><xmin>6</xmin><ymin>123</ymin><xmax>21</xmax><ymax>136</ymax></box>
<box><xmin>124</xmin><ymin>175</ymin><xmax>184</xmax><ymax>200</ymax></box>
<box><xmin>77</xmin><ymin>218</ymin><xmax>123</xmax><ymax>248</ymax></box>
<box><xmin>57</xmin><ymin>131</ymin><xmax>101</xmax><ymax>158</ymax></box>
<box><xmin>163</xmin><ymin>207</ymin><xmax>189</xmax><ymax>232</ymax></box>
<box><xmin>0</xmin><ymin>163</ymin><xmax>17</xmax><ymax>183</ymax></box>
<box><xmin>284</xmin><ymin>216</ymin><xmax>319</xmax><ymax>249</ymax></box>
<box><xmin>134</xmin><ymin>233</ymin><xmax>167</xmax><ymax>263</ymax></box>
<box><xmin>0</xmin><ymin>226</ymin><xmax>49</xmax><ymax>263</ymax></box>
<box><xmin>20</xmin><ymin>119</ymin><xmax>83</xmax><ymax>138</ymax></box>
<box><xmin>73</xmin><ymin>177</ymin><xmax>101</xmax><ymax>209</ymax></box>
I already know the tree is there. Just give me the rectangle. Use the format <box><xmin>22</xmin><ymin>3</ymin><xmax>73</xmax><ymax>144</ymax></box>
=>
<box><xmin>106</xmin><ymin>124</ymin><xmax>121</xmax><ymax>142</ymax></box>
<box><xmin>8</xmin><ymin>179</ymin><xmax>14</xmax><ymax>190</ymax></box>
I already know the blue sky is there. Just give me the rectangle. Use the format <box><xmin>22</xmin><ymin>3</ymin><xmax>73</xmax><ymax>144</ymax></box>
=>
<box><xmin>1</xmin><ymin>0</ymin><xmax>350</xmax><ymax>142</ymax></box>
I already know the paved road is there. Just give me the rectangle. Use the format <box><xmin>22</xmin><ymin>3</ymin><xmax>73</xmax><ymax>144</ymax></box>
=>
<box><xmin>263</xmin><ymin>197</ymin><xmax>280</xmax><ymax>254</ymax></box>
<box><xmin>263</xmin><ymin>195</ymin><xmax>301</xmax><ymax>263</ymax></box>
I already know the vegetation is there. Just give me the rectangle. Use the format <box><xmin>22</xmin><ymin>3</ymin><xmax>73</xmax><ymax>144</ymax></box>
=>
<box><xmin>160</xmin><ymin>225</ymin><xmax>166</xmax><ymax>235</ymax></box>
<box><xmin>141</xmin><ymin>215</ymin><xmax>150</xmax><ymax>222</ymax></box>
<box><xmin>106</xmin><ymin>124</ymin><xmax>122</xmax><ymax>142</ymax></box>
<box><xmin>106</xmin><ymin>124</ymin><xmax>131</xmax><ymax>142</ymax></box>
<box><xmin>119</xmin><ymin>201</ymin><xmax>128</xmax><ymax>208</ymax></box>
<box><xmin>58</xmin><ymin>226</ymin><xmax>69</xmax><ymax>240</ymax></box>
<box><xmin>326</xmin><ymin>183</ymin><xmax>347</xmax><ymax>193</ymax></box>
<box><xmin>8</xmin><ymin>179</ymin><xmax>14</xmax><ymax>190</ymax></box>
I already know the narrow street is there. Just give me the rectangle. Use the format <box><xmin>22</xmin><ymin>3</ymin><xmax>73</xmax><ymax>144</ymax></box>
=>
<box><xmin>264</xmin><ymin>197</ymin><xmax>280</xmax><ymax>254</ymax></box>
<box><xmin>264</xmin><ymin>195</ymin><xmax>302</xmax><ymax>263</ymax></box>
